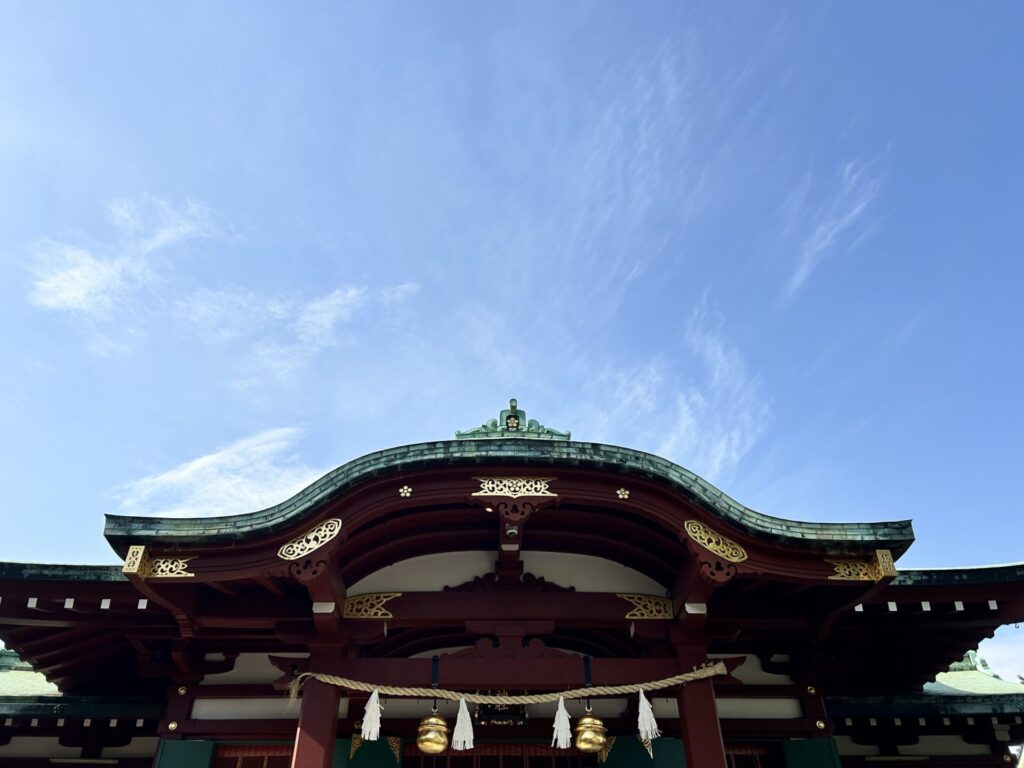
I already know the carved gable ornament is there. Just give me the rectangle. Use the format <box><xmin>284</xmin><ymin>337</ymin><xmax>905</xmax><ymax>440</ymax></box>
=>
<box><xmin>472</xmin><ymin>477</ymin><xmax>557</xmax><ymax>499</ymax></box>
<box><xmin>683</xmin><ymin>520</ymin><xmax>748</xmax><ymax>563</ymax></box>
<box><xmin>277</xmin><ymin>518</ymin><xmax>343</xmax><ymax>561</ymax></box>
<box><xmin>826</xmin><ymin>549</ymin><xmax>898</xmax><ymax>581</ymax></box>
<box><xmin>122</xmin><ymin>545</ymin><xmax>195</xmax><ymax>578</ymax></box>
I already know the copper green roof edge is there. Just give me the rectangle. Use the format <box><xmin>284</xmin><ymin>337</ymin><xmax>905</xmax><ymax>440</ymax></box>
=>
<box><xmin>826</xmin><ymin>692</ymin><xmax>1024</xmax><ymax>717</ymax></box>
<box><xmin>891</xmin><ymin>562</ymin><xmax>1024</xmax><ymax>586</ymax></box>
<box><xmin>103</xmin><ymin>439</ymin><xmax>915</xmax><ymax>555</ymax></box>
<box><xmin>0</xmin><ymin>694</ymin><xmax>165</xmax><ymax>718</ymax></box>
<box><xmin>0</xmin><ymin>562</ymin><xmax>126</xmax><ymax>582</ymax></box>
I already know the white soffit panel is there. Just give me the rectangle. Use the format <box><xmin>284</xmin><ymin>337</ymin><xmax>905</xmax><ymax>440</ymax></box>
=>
<box><xmin>192</xmin><ymin>698</ymin><xmax>350</xmax><ymax>720</ymax></box>
<box><xmin>715</xmin><ymin>698</ymin><xmax>802</xmax><ymax>719</ymax></box>
<box><xmin>200</xmin><ymin>652</ymin><xmax>308</xmax><ymax>685</ymax></box>
<box><xmin>521</xmin><ymin>552</ymin><xmax>666</xmax><ymax>593</ymax></box>
<box><xmin>348</xmin><ymin>552</ymin><xmax>494</xmax><ymax>594</ymax></box>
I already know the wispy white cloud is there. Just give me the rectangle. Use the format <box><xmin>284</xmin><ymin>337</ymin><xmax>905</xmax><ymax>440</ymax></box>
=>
<box><xmin>29</xmin><ymin>243</ymin><xmax>135</xmax><ymax>319</ymax></box>
<box><xmin>579</xmin><ymin>298</ymin><xmax>771</xmax><ymax>483</ymax></box>
<box><xmin>783</xmin><ymin>159</ymin><xmax>884</xmax><ymax>298</ymax></box>
<box><xmin>113</xmin><ymin>427</ymin><xmax>325</xmax><ymax>518</ymax></box>
<box><xmin>175</xmin><ymin>282</ymin><xmax>420</xmax><ymax>386</ymax></box>
<box><xmin>28</xmin><ymin>197</ymin><xmax>217</xmax><ymax>352</ymax></box>
<box><xmin>175</xmin><ymin>287</ymin><xmax>292</xmax><ymax>345</ymax></box>
<box><xmin>295</xmin><ymin>287</ymin><xmax>368</xmax><ymax>346</ymax></box>
<box><xmin>660</xmin><ymin>299</ymin><xmax>773</xmax><ymax>480</ymax></box>
<box><xmin>377</xmin><ymin>282</ymin><xmax>420</xmax><ymax>307</ymax></box>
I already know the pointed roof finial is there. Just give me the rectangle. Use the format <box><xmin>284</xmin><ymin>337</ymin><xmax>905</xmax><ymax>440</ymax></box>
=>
<box><xmin>455</xmin><ymin>398</ymin><xmax>570</xmax><ymax>440</ymax></box>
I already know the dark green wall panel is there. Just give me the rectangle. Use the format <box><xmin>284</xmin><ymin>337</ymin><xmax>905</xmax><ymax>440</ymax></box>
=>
<box><xmin>783</xmin><ymin>737</ymin><xmax>841</xmax><ymax>768</ymax></box>
<box><xmin>155</xmin><ymin>739</ymin><xmax>214</xmax><ymax>768</ymax></box>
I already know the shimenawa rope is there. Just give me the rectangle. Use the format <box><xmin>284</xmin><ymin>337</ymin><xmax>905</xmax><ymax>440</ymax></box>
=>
<box><xmin>287</xmin><ymin>660</ymin><xmax>726</xmax><ymax>706</ymax></box>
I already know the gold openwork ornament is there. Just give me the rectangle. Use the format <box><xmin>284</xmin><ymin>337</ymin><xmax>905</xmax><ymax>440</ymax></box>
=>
<box><xmin>826</xmin><ymin>549</ymin><xmax>897</xmax><ymax>582</ymax></box>
<box><xmin>122</xmin><ymin>545</ymin><xmax>195</xmax><ymax>578</ymax></box>
<box><xmin>471</xmin><ymin>477</ymin><xmax>557</xmax><ymax>499</ymax></box>
<box><xmin>276</xmin><ymin>518</ymin><xmax>343</xmax><ymax>561</ymax></box>
<box><xmin>122</xmin><ymin>545</ymin><xmax>148</xmax><ymax>574</ymax></box>
<box><xmin>637</xmin><ymin>735</ymin><xmax>654</xmax><ymax>759</ymax></box>
<box><xmin>343</xmin><ymin>592</ymin><xmax>403</xmax><ymax>619</ymax></box>
<box><xmin>387</xmin><ymin>736</ymin><xmax>402</xmax><ymax>764</ymax></box>
<box><xmin>617</xmin><ymin>594</ymin><xmax>674</xmax><ymax>620</ymax></box>
<box><xmin>684</xmin><ymin>520</ymin><xmax>748</xmax><ymax>563</ymax></box>
<box><xmin>148</xmin><ymin>558</ymin><xmax>195</xmax><ymax>578</ymax></box>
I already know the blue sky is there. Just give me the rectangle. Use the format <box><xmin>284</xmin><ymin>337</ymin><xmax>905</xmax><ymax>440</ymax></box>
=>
<box><xmin>1</xmin><ymin>3</ymin><xmax>1022</xmax><ymax>675</ymax></box>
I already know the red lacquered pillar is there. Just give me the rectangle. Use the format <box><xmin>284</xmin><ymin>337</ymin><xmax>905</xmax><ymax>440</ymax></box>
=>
<box><xmin>678</xmin><ymin>678</ymin><xmax>727</xmax><ymax>768</ymax></box>
<box><xmin>289</xmin><ymin>678</ymin><xmax>339</xmax><ymax>768</ymax></box>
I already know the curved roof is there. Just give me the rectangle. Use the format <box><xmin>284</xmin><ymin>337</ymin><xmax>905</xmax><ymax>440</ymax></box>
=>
<box><xmin>104</xmin><ymin>438</ymin><xmax>914</xmax><ymax>555</ymax></box>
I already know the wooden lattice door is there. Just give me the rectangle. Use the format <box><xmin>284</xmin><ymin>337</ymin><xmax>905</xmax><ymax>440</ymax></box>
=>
<box><xmin>213</xmin><ymin>744</ymin><xmax>293</xmax><ymax>768</ymax></box>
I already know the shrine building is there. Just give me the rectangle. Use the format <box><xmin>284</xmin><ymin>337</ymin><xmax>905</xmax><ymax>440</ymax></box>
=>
<box><xmin>1</xmin><ymin>400</ymin><xmax>1023</xmax><ymax>767</ymax></box>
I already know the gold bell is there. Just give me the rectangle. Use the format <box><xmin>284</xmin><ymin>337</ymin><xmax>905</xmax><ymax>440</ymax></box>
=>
<box><xmin>574</xmin><ymin>709</ymin><xmax>608</xmax><ymax>753</ymax></box>
<box><xmin>416</xmin><ymin>711</ymin><xmax>449</xmax><ymax>755</ymax></box>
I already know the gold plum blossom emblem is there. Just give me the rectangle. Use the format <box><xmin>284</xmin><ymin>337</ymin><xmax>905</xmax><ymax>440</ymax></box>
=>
<box><xmin>398</xmin><ymin>485</ymin><xmax>412</xmax><ymax>498</ymax></box>
<box><xmin>616</xmin><ymin>488</ymin><xmax>630</xmax><ymax>500</ymax></box>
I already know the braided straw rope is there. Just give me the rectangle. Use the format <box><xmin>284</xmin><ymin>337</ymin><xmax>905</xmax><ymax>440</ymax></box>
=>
<box><xmin>288</xmin><ymin>661</ymin><xmax>727</xmax><ymax>706</ymax></box>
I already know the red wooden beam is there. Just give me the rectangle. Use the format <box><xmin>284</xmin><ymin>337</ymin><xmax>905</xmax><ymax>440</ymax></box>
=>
<box><xmin>273</xmin><ymin>656</ymin><xmax>697</xmax><ymax>690</ymax></box>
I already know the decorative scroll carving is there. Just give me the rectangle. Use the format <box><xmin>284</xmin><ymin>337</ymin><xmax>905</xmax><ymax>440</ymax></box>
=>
<box><xmin>445</xmin><ymin>572</ymin><xmax>575</xmax><ymax>593</ymax></box>
<box><xmin>122</xmin><ymin>545</ymin><xmax>195</xmax><ymax>578</ymax></box>
<box><xmin>617</xmin><ymin>593</ymin><xmax>674</xmax><ymax>620</ymax></box>
<box><xmin>277</xmin><ymin>518</ymin><xmax>342</xmax><ymax>561</ymax></box>
<box><xmin>684</xmin><ymin>520</ymin><xmax>748</xmax><ymax>563</ymax></box>
<box><xmin>698</xmin><ymin>558</ymin><xmax>738</xmax><ymax>585</ymax></box>
<box><xmin>148</xmin><ymin>558</ymin><xmax>195</xmax><ymax>578</ymax></box>
<box><xmin>826</xmin><ymin>549</ymin><xmax>898</xmax><ymax>581</ymax></box>
<box><xmin>825</xmin><ymin>559</ymin><xmax>877</xmax><ymax>581</ymax></box>
<box><xmin>288</xmin><ymin>558</ymin><xmax>327</xmax><ymax>583</ymax></box>
<box><xmin>343</xmin><ymin>592</ymin><xmax>402</xmax><ymax>619</ymax></box>
<box><xmin>472</xmin><ymin>477</ymin><xmax>557</xmax><ymax>498</ymax></box>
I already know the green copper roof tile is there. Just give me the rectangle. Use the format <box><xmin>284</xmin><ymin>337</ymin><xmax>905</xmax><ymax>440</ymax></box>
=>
<box><xmin>104</xmin><ymin>438</ymin><xmax>914</xmax><ymax>556</ymax></box>
<box><xmin>0</xmin><ymin>563</ymin><xmax>126</xmax><ymax>582</ymax></box>
<box><xmin>892</xmin><ymin>563</ymin><xmax>1024</xmax><ymax>586</ymax></box>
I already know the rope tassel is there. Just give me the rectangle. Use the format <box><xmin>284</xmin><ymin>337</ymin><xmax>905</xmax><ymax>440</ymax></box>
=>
<box><xmin>637</xmin><ymin>689</ymin><xmax>661</xmax><ymax>741</ymax></box>
<box><xmin>361</xmin><ymin>689</ymin><xmax>383</xmax><ymax>741</ymax></box>
<box><xmin>552</xmin><ymin>696</ymin><xmax>572</xmax><ymax>749</ymax></box>
<box><xmin>452</xmin><ymin>698</ymin><xmax>474</xmax><ymax>750</ymax></box>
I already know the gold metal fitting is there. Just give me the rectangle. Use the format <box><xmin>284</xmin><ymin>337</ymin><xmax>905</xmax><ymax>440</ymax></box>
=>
<box><xmin>815</xmin><ymin>720</ymin><xmax>826</xmax><ymax>730</ymax></box>
<box><xmin>416</xmin><ymin>712</ymin><xmax>449</xmax><ymax>755</ymax></box>
<box><xmin>168</xmin><ymin>721</ymin><xmax>178</xmax><ymax>731</ymax></box>
<box><xmin>806</xmin><ymin>685</ymin><xmax>816</xmax><ymax>695</ymax></box>
<box><xmin>177</xmin><ymin>686</ymin><xmax>187</xmax><ymax>696</ymax></box>
<box><xmin>574</xmin><ymin>710</ymin><xmax>608</xmax><ymax>753</ymax></box>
